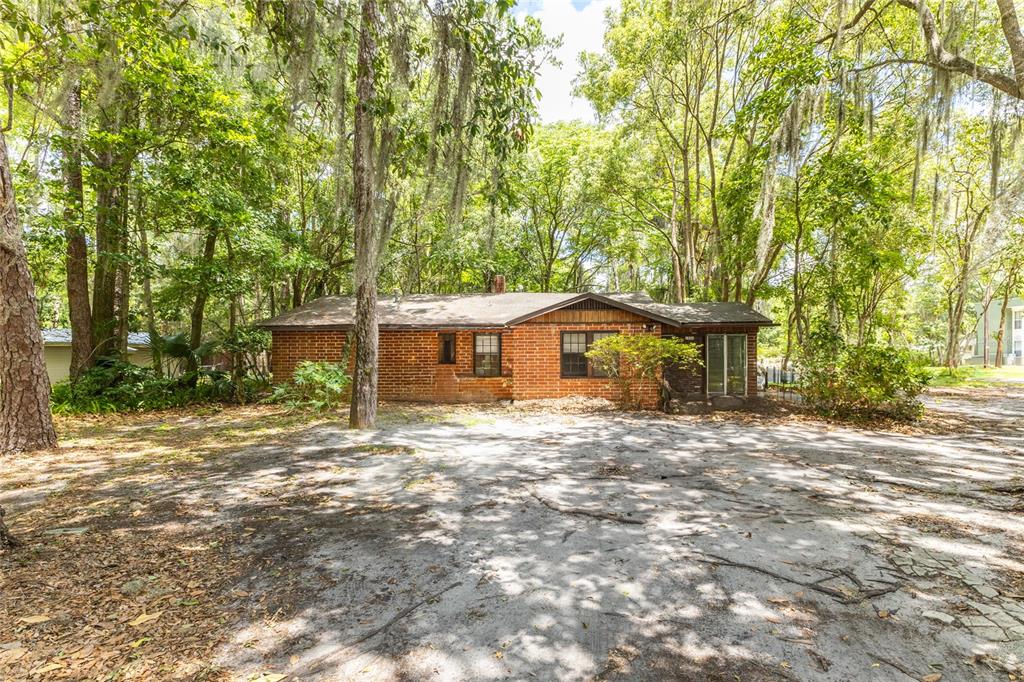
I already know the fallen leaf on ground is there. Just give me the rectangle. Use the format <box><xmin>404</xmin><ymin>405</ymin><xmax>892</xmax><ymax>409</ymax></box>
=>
<box><xmin>18</xmin><ymin>615</ymin><xmax>51</xmax><ymax>624</ymax></box>
<box><xmin>921</xmin><ymin>674</ymin><xmax>942</xmax><ymax>682</ymax></box>
<box><xmin>127</xmin><ymin>612</ymin><xmax>163</xmax><ymax>627</ymax></box>
<box><xmin>32</xmin><ymin>663</ymin><xmax>62</xmax><ymax>674</ymax></box>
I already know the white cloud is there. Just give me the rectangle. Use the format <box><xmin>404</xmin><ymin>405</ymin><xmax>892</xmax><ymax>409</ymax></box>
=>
<box><xmin>517</xmin><ymin>0</ymin><xmax>619</xmax><ymax>123</ymax></box>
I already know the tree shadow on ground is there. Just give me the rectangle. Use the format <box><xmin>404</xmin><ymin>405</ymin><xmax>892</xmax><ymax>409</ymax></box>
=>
<box><xmin>2</xmin><ymin>399</ymin><xmax>1022</xmax><ymax>680</ymax></box>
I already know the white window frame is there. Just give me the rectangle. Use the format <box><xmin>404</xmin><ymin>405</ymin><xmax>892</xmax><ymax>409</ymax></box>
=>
<box><xmin>705</xmin><ymin>333</ymin><xmax>748</xmax><ymax>397</ymax></box>
<box><xmin>1012</xmin><ymin>308</ymin><xmax>1024</xmax><ymax>358</ymax></box>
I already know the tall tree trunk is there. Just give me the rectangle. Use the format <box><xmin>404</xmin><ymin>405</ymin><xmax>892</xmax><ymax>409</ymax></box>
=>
<box><xmin>186</xmin><ymin>227</ymin><xmax>218</xmax><ymax>379</ymax></box>
<box><xmin>668</xmin><ymin>167</ymin><xmax>684</xmax><ymax>304</ymax></box>
<box><xmin>62</xmin><ymin>78</ymin><xmax>93</xmax><ymax>379</ymax></box>
<box><xmin>994</xmin><ymin>265</ymin><xmax>1019</xmax><ymax>367</ymax></box>
<box><xmin>115</xmin><ymin>200</ymin><xmax>131</xmax><ymax>356</ymax></box>
<box><xmin>225</xmin><ymin>237</ymin><xmax>245</xmax><ymax>402</ymax></box>
<box><xmin>0</xmin><ymin>128</ymin><xmax>57</xmax><ymax>454</ymax></box>
<box><xmin>349</xmin><ymin>0</ymin><xmax>383</xmax><ymax>429</ymax></box>
<box><xmin>681</xmin><ymin>136</ymin><xmax>695</xmax><ymax>301</ymax></box>
<box><xmin>91</xmin><ymin>74</ymin><xmax>135</xmax><ymax>359</ymax></box>
<box><xmin>92</xmin><ymin>154</ymin><xmax>126</xmax><ymax>358</ymax></box>
<box><xmin>136</xmin><ymin>195</ymin><xmax>162</xmax><ymax>377</ymax></box>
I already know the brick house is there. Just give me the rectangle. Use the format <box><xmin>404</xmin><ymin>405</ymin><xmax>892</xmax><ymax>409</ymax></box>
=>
<box><xmin>258</xmin><ymin>290</ymin><xmax>773</xmax><ymax>408</ymax></box>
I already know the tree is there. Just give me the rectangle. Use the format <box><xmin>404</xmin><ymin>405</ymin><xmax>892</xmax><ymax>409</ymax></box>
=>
<box><xmin>60</xmin><ymin>75</ymin><xmax>92</xmax><ymax>378</ymax></box>
<box><xmin>348</xmin><ymin>0</ymin><xmax>390</xmax><ymax>429</ymax></box>
<box><xmin>346</xmin><ymin>0</ymin><xmax>542</xmax><ymax>428</ymax></box>
<box><xmin>586</xmin><ymin>334</ymin><xmax>701</xmax><ymax>408</ymax></box>
<box><xmin>0</xmin><ymin>125</ymin><xmax>57</xmax><ymax>454</ymax></box>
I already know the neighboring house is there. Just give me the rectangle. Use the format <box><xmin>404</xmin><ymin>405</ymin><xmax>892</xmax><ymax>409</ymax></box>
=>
<box><xmin>967</xmin><ymin>297</ymin><xmax>1024</xmax><ymax>366</ymax></box>
<box><xmin>258</xmin><ymin>290</ymin><xmax>773</xmax><ymax>408</ymax></box>
<box><xmin>40</xmin><ymin>330</ymin><xmax>153</xmax><ymax>385</ymax></box>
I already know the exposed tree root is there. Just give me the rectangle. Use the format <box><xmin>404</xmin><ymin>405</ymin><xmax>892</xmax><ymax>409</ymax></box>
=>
<box><xmin>300</xmin><ymin>580</ymin><xmax>463</xmax><ymax>675</ymax></box>
<box><xmin>527</xmin><ymin>488</ymin><xmax>644</xmax><ymax>525</ymax></box>
<box><xmin>0</xmin><ymin>507</ymin><xmax>21</xmax><ymax>549</ymax></box>
<box><xmin>695</xmin><ymin>552</ymin><xmax>900</xmax><ymax>605</ymax></box>
<box><xmin>845</xmin><ymin>473</ymin><xmax>1019</xmax><ymax>510</ymax></box>
<box><xmin>868</xmin><ymin>653</ymin><xmax>918</xmax><ymax>680</ymax></box>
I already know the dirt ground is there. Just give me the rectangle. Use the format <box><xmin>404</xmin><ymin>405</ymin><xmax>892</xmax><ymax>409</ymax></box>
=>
<box><xmin>1</xmin><ymin>391</ymin><xmax>1023</xmax><ymax>681</ymax></box>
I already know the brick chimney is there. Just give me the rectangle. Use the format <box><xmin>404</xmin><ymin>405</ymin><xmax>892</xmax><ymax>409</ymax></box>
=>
<box><xmin>491</xmin><ymin>274</ymin><xmax>506</xmax><ymax>294</ymax></box>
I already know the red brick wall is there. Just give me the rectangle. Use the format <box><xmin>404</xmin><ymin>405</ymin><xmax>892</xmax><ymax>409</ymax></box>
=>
<box><xmin>270</xmin><ymin>320</ymin><xmax>758</xmax><ymax>408</ymax></box>
<box><xmin>378</xmin><ymin>328</ymin><xmax>513</xmax><ymax>402</ymax></box>
<box><xmin>511</xmin><ymin>319</ymin><xmax>661</xmax><ymax>408</ymax></box>
<box><xmin>270</xmin><ymin>329</ymin><xmax>349</xmax><ymax>382</ymax></box>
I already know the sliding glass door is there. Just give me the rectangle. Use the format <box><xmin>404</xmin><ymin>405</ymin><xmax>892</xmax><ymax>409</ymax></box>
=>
<box><xmin>706</xmin><ymin>334</ymin><xmax>747</xmax><ymax>396</ymax></box>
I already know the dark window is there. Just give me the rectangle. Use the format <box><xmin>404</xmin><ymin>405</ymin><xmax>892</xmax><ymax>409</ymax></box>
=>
<box><xmin>561</xmin><ymin>331</ymin><xmax>616</xmax><ymax>378</ymax></box>
<box><xmin>438</xmin><ymin>333</ymin><xmax>456</xmax><ymax>364</ymax></box>
<box><xmin>474</xmin><ymin>333</ymin><xmax>501</xmax><ymax>377</ymax></box>
<box><xmin>561</xmin><ymin>332</ymin><xmax>588</xmax><ymax>377</ymax></box>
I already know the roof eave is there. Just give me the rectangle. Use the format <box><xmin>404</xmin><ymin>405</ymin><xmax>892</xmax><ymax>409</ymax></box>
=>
<box><xmin>666</xmin><ymin>319</ymin><xmax>777</xmax><ymax>328</ymax></box>
<box><xmin>260</xmin><ymin>322</ymin><xmax>514</xmax><ymax>331</ymax></box>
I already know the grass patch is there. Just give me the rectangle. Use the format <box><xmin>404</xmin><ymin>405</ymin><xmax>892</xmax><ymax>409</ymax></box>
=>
<box><xmin>924</xmin><ymin>365</ymin><xmax>1024</xmax><ymax>388</ymax></box>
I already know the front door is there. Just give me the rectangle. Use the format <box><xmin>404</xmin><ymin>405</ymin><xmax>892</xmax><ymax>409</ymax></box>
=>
<box><xmin>707</xmin><ymin>333</ymin><xmax>747</xmax><ymax>396</ymax></box>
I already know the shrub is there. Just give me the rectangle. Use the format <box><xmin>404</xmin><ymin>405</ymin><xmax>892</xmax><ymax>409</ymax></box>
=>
<box><xmin>265</xmin><ymin>361</ymin><xmax>351</xmax><ymax>411</ymax></box>
<box><xmin>50</xmin><ymin>359</ymin><xmax>261</xmax><ymax>414</ymax></box>
<box><xmin>798</xmin><ymin>325</ymin><xmax>928</xmax><ymax>420</ymax></box>
<box><xmin>221</xmin><ymin>327</ymin><xmax>271</xmax><ymax>376</ymax></box>
<box><xmin>586</xmin><ymin>334</ymin><xmax>702</xmax><ymax>408</ymax></box>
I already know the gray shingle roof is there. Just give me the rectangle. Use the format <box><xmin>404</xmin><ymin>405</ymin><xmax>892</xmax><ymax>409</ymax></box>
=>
<box><xmin>257</xmin><ymin>292</ymin><xmax>773</xmax><ymax>329</ymax></box>
<box><xmin>41</xmin><ymin>329</ymin><xmax>152</xmax><ymax>347</ymax></box>
<box><xmin>628</xmin><ymin>300</ymin><xmax>776</xmax><ymax>326</ymax></box>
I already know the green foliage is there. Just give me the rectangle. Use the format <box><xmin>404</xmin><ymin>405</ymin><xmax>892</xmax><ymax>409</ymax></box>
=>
<box><xmin>587</xmin><ymin>334</ymin><xmax>702</xmax><ymax>407</ymax></box>
<box><xmin>50</xmin><ymin>360</ymin><xmax>259</xmax><ymax>414</ymax></box>
<box><xmin>265</xmin><ymin>361</ymin><xmax>351</xmax><ymax>412</ymax></box>
<box><xmin>798</xmin><ymin>324</ymin><xmax>929</xmax><ymax>421</ymax></box>
<box><xmin>5</xmin><ymin>0</ymin><xmax>1023</xmax><ymax>414</ymax></box>
<box><xmin>221</xmin><ymin>327</ymin><xmax>272</xmax><ymax>379</ymax></box>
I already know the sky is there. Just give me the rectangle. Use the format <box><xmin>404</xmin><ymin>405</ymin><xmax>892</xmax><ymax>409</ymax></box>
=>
<box><xmin>515</xmin><ymin>0</ymin><xmax>619</xmax><ymax>123</ymax></box>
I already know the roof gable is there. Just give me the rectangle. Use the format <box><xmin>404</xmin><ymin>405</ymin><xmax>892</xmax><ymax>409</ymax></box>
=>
<box><xmin>505</xmin><ymin>292</ymin><xmax>680</xmax><ymax>327</ymax></box>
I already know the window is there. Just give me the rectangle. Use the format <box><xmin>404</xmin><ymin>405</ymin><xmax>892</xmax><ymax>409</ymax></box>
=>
<box><xmin>561</xmin><ymin>333</ymin><xmax>588</xmax><ymax>377</ymax></box>
<box><xmin>561</xmin><ymin>331</ymin><xmax>616</xmax><ymax>378</ymax></box>
<box><xmin>1014</xmin><ymin>311</ymin><xmax>1023</xmax><ymax>358</ymax></box>
<box><xmin>438</xmin><ymin>333</ymin><xmax>456</xmax><ymax>364</ymax></box>
<box><xmin>706</xmin><ymin>334</ymin><xmax>747</xmax><ymax>396</ymax></box>
<box><xmin>474</xmin><ymin>334</ymin><xmax>501</xmax><ymax>377</ymax></box>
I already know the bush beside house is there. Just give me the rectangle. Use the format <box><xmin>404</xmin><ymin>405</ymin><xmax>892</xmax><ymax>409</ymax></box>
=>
<box><xmin>799</xmin><ymin>325</ymin><xmax>928</xmax><ymax>420</ymax></box>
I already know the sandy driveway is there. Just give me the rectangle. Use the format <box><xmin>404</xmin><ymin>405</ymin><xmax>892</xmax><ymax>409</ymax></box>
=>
<box><xmin>2</xmin><ymin>394</ymin><xmax>1023</xmax><ymax>681</ymax></box>
<box><xmin>218</xmin><ymin>395</ymin><xmax>1024</xmax><ymax>681</ymax></box>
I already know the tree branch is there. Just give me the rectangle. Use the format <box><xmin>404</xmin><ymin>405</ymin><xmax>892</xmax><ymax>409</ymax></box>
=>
<box><xmin>817</xmin><ymin>0</ymin><xmax>881</xmax><ymax>45</ymax></box>
<box><xmin>995</xmin><ymin>0</ymin><xmax>1024</xmax><ymax>95</ymax></box>
<box><xmin>895</xmin><ymin>0</ymin><xmax>1022</xmax><ymax>99</ymax></box>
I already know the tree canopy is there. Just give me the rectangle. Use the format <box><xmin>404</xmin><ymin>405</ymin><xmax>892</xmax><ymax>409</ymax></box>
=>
<box><xmin>2</xmin><ymin>0</ymin><xmax>1024</xmax><ymax>441</ymax></box>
